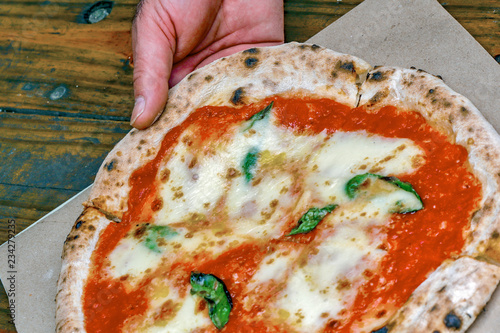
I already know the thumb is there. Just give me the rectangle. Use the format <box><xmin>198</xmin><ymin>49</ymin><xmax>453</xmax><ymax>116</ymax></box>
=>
<box><xmin>131</xmin><ymin>4</ymin><xmax>175</xmax><ymax>129</ymax></box>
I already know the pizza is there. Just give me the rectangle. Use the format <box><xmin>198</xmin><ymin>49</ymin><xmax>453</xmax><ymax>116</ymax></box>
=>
<box><xmin>55</xmin><ymin>42</ymin><xmax>500</xmax><ymax>333</ymax></box>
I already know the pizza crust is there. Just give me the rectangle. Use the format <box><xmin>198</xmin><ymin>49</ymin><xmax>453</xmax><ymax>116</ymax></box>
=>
<box><xmin>56</xmin><ymin>207</ymin><xmax>113</xmax><ymax>332</ymax></box>
<box><xmin>384</xmin><ymin>257</ymin><xmax>500</xmax><ymax>333</ymax></box>
<box><xmin>86</xmin><ymin>43</ymin><xmax>372</xmax><ymax>219</ymax></box>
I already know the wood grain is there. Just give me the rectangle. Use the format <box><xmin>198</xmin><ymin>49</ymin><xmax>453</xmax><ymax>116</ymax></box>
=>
<box><xmin>0</xmin><ymin>0</ymin><xmax>498</xmax><ymax>331</ymax></box>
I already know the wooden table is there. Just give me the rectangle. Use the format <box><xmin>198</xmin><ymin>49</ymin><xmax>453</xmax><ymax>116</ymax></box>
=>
<box><xmin>0</xmin><ymin>0</ymin><xmax>498</xmax><ymax>331</ymax></box>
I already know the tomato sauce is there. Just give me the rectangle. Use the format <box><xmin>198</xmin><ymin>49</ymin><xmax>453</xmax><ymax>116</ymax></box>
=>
<box><xmin>83</xmin><ymin>97</ymin><xmax>481</xmax><ymax>332</ymax></box>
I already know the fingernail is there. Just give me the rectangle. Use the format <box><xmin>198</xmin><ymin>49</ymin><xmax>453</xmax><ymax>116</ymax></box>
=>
<box><xmin>130</xmin><ymin>96</ymin><xmax>145</xmax><ymax>126</ymax></box>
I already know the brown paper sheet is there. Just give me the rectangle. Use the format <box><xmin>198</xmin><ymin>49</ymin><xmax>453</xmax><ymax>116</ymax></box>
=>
<box><xmin>1</xmin><ymin>0</ymin><xmax>499</xmax><ymax>331</ymax></box>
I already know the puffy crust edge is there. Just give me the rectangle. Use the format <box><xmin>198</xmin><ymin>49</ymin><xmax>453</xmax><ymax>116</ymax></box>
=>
<box><xmin>384</xmin><ymin>257</ymin><xmax>500</xmax><ymax>333</ymax></box>
<box><xmin>55</xmin><ymin>207</ymin><xmax>112</xmax><ymax>332</ymax></box>
<box><xmin>358</xmin><ymin>67</ymin><xmax>500</xmax><ymax>264</ymax></box>
<box><xmin>86</xmin><ymin>42</ymin><xmax>372</xmax><ymax>219</ymax></box>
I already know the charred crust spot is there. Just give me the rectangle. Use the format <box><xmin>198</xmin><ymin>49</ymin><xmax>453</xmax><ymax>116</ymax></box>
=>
<box><xmin>430</xmin><ymin>304</ymin><xmax>438</xmax><ymax>312</ymax></box>
<box><xmin>120</xmin><ymin>275</ymin><xmax>129</xmax><ymax>281</ymax></box>
<box><xmin>427</xmin><ymin>88</ymin><xmax>435</xmax><ymax>96</ymax></box>
<box><xmin>433</xmin><ymin>331</ymin><xmax>441</xmax><ymax>333</ymax></box>
<box><xmin>443</xmin><ymin>100</ymin><xmax>451</xmax><ymax>108</ymax></box>
<box><xmin>436</xmin><ymin>74</ymin><xmax>443</xmax><ymax>80</ymax></box>
<box><xmin>369</xmin><ymin>71</ymin><xmax>384</xmax><ymax>81</ymax></box>
<box><xmin>245</xmin><ymin>57</ymin><xmax>258</xmax><ymax>68</ymax></box>
<box><xmin>151</xmin><ymin>198</ymin><xmax>163</xmax><ymax>212</ymax></box>
<box><xmin>492</xmin><ymin>230</ymin><xmax>499</xmax><ymax>239</ymax></box>
<box><xmin>410</xmin><ymin>66</ymin><xmax>416</xmax><ymax>70</ymax></box>
<box><xmin>88</xmin><ymin>225</ymin><xmax>95</xmax><ymax>231</ymax></box>
<box><xmin>231</xmin><ymin>87</ymin><xmax>245</xmax><ymax>105</ymax></box>
<box><xmin>139</xmin><ymin>139</ymin><xmax>146</xmax><ymax>144</ymax></box>
<box><xmin>376</xmin><ymin>310</ymin><xmax>387</xmax><ymax>318</ymax></box>
<box><xmin>299</xmin><ymin>44</ymin><xmax>321</xmax><ymax>50</ymax></box>
<box><xmin>187</xmin><ymin>73</ymin><xmax>196</xmax><ymax>80</ymax></box>
<box><xmin>75</xmin><ymin>221</ymin><xmax>83</xmax><ymax>229</ymax></box>
<box><xmin>327</xmin><ymin>320</ymin><xmax>340</xmax><ymax>328</ymax></box>
<box><xmin>243</xmin><ymin>47</ymin><xmax>259</xmax><ymax>54</ymax></box>
<box><xmin>331</xmin><ymin>71</ymin><xmax>338</xmax><ymax>79</ymax></box>
<box><xmin>438</xmin><ymin>285</ymin><xmax>446</xmax><ymax>292</ymax></box>
<box><xmin>204</xmin><ymin>75</ymin><xmax>213</xmax><ymax>82</ymax></box>
<box><xmin>460</xmin><ymin>106</ymin><xmax>469</xmax><ymax>115</ymax></box>
<box><xmin>339</xmin><ymin>61</ymin><xmax>355</xmax><ymax>72</ymax></box>
<box><xmin>73</xmin><ymin>235</ymin><xmax>79</xmax><ymax>240</ymax></box>
<box><xmin>370</xmin><ymin>91</ymin><xmax>386</xmax><ymax>104</ymax></box>
<box><xmin>371</xmin><ymin>326</ymin><xmax>388</xmax><ymax>333</ymax></box>
<box><xmin>444</xmin><ymin>312</ymin><xmax>462</xmax><ymax>329</ymax></box>
<box><xmin>104</xmin><ymin>159</ymin><xmax>116</xmax><ymax>171</ymax></box>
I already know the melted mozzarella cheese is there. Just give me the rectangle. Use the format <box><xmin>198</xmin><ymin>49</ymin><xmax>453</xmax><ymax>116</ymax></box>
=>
<box><xmin>306</xmin><ymin>131</ymin><xmax>424</xmax><ymax>204</ymax></box>
<box><xmin>269</xmin><ymin>204</ymin><xmax>390</xmax><ymax>332</ymax></box>
<box><xmin>109</xmin><ymin>237</ymin><xmax>164</xmax><ymax>280</ymax></box>
<box><xmin>155</xmin><ymin>135</ymin><xmax>227</xmax><ymax>225</ymax></box>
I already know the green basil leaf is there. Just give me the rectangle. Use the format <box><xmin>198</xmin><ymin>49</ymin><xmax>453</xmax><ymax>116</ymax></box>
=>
<box><xmin>345</xmin><ymin>173</ymin><xmax>423</xmax><ymax>213</ymax></box>
<box><xmin>144</xmin><ymin>225</ymin><xmax>178</xmax><ymax>253</ymax></box>
<box><xmin>345</xmin><ymin>173</ymin><xmax>377</xmax><ymax>199</ymax></box>
<box><xmin>244</xmin><ymin>102</ymin><xmax>273</xmax><ymax>131</ymax></box>
<box><xmin>242</xmin><ymin>147</ymin><xmax>259</xmax><ymax>183</ymax></box>
<box><xmin>190</xmin><ymin>272</ymin><xmax>233</xmax><ymax>329</ymax></box>
<box><xmin>288</xmin><ymin>204</ymin><xmax>337</xmax><ymax>236</ymax></box>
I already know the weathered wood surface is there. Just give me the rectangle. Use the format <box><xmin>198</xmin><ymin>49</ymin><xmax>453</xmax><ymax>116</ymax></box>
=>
<box><xmin>0</xmin><ymin>0</ymin><xmax>498</xmax><ymax>331</ymax></box>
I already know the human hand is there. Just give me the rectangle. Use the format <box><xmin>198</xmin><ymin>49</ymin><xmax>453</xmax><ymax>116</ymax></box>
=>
<box><xmin>130</xmin><ymin>0</ymin><xmax>285</xmax><ymax>129</ymax></box>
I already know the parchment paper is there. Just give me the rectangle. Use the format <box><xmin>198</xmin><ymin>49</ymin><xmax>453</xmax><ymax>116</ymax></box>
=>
<box><xmin>1</xmin><ymin>0</ymin><xmax>498</xmax><ymax>331</ymax></box>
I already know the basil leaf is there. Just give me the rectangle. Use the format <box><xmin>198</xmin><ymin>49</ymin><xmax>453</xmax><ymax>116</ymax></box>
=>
<box><xmin>288</xmin><ymin>204</ymin><xmax>337</xmax><ymax>236</ymax></box>
<box><xmin>190</xmin><ymin>272</ymin><xmax>233</xmax><ymax>329</ymax></box>
<box><xmin>345</xmin><ymin>173</ymin><xmax>423</xmax><ymax>213</ymax></box>
<box><xmin>244</xmin><ymin>102</ymin><xmax>273</xmax><ymax>131</ymax></box>
<box><xmin>144</xmin><ymin>225</ymin><xmax>178</xmax><ymax>253</ymax></box>
<box><xmin>345</xmin><ymin>173</ymin><xmax>377</xmax><ymax>199</ymax></box>
<box><xmin>242</xmin><ymin>147</ymin><xmax>259</xmax><ymax>183</ymax></box>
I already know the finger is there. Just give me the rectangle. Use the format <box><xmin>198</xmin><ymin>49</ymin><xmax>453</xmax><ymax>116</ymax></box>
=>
<box><xmin>131</xmin><ymin>0</ymin><xmax>176</xmax><ymax>129</ymax></box>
